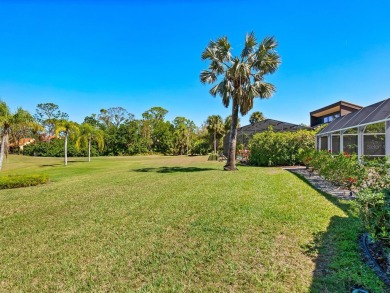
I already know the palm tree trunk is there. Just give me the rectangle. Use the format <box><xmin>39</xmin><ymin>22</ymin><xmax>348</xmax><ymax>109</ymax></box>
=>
<box><xmin>225</xmin><ymin>98</ymin><xmax>239</xmax><ymax>171</ymax></box>
<box><xmin>0</xmin><ymin>133</ymin><xmax>7</xmax><ymax>171</ymax></box>
<box><xmin>88</xmin><ymin>138</ymin><xmax>91</xmax><ymax>162</ymax></box>
<box><xmin>213</xmin><ymin>131</ymin><xmax>217</xmax><ymax>154</ymax></box>
<box><xmin>186</xmin><ymin>133</ymin><xmax>189</xmax><ymax>156</ymax></box>
<box><xmin>64</xmin><ymin>133</ymin><xmax>68</xmax><ymax>166</ymax></box>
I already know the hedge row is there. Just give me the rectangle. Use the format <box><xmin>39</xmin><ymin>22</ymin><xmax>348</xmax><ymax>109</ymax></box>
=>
<box><xmin>249</xmin><ymin>128</ymin><xmax>316</xmax><ymax>166</ymax></box>
<box><xmin>0</xmin><ymin>174</ymin><xmax>49</xmax><ymax>189</ymax></box>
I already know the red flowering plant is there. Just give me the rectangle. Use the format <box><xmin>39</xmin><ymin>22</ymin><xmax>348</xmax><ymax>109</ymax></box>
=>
<box><xmin>310</xmin><ymin>151</ymin><xmax>366</xmax><ymax>193</ymax></box>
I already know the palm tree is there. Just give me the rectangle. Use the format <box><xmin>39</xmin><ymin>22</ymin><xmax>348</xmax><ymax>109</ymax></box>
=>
<box><xmin>55</xmin><ymin>120</ymin><xmax>80</xmax><ymax>166</ymax></box>
<box><xmin>200</xmin><ymin>33</ymin><xmax>280</xmax><ymax>170</ymax></box>
<box><xmin>76</xmin><ymin>123</ymin><xmax>104</xmax><ymax>162</ymax></box>
<box><xmin>249</xmin><ymin>111</ymin><xmax>265</xmax><ymax>124</ymax></box>
<box><xmin>0</xmin><ymin>101</ymin><xmax>12</xmax><ymax>171</ymax></box>
<box><xmin>224</xmin><ymin>115</ymin><xmax>240</xmax><ymax>133</ymax></box>
<box><xmin>206</xmin><ymin>115</ymin><xmax>224</xmax><ymax>154</ymax></box>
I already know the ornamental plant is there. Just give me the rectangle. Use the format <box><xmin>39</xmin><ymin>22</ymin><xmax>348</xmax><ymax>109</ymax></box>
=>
<box><xmin>249</xmin><ymin>128</ymin><xmax>315</xmax><ymax>166</ymax></box>
<box><xmin>303</xmin><ymin>150</ymin><xmax>366</xmax><ymax>192</ymax></box>
<box><xmin>355</xmin><ymin>188</ymin><xmax>390</xmax><ymax>245</ymax></box>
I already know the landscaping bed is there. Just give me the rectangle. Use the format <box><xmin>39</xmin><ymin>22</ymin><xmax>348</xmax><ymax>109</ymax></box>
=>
<box><xmin>360</xmin><ymin>233</ymin><xmax>390</xmax><ymax>286</ymax></box>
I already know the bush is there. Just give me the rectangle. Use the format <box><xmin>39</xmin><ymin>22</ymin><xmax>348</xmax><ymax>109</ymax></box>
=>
<box><xmin>356</xmin><ymin>188</ymin><xmax>390</xmax><ymax>245</ymax></box>
<box><xmin>249</xmin><ymin>128</ymin><xmax>316</xmax><ymax>166</ymax></box>
<box><xmin>208</xmin><ymin>153</ymin><xmax>218</xmax><ymax>161</ymax></box>
<box><xmin>0</xmin><ymin>174</ymin><xmax>49</xmax><ymax>189</ymax></box>
<box><xmin>361</xmin><ymin>158</ymin><xmax>390</xmax><ymax>192</ymax></box>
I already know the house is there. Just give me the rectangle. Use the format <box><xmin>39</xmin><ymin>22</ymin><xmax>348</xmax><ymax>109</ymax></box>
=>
<box><xmin>316</xmin><ymin>98</ymin><xmax>390</xmax><ymax>158</ymax></box>
<box><xmin>223</xmin><ymin>119</ymin><xmax>309</xmax><ymax>156</ymax></box>
<box><xmin>310</xmin><ymin>101</ymin><xmax>363</xmax><ymax>127</ymax></box>
<box><xmin>9</xmin><ymin>138</ymin><xmax>35</xmax><ymax>151</ymax></box>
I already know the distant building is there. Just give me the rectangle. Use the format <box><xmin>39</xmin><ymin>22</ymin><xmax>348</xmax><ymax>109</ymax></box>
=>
<box><xmin>223</xmin><ymin>118</ymin><xmax>309</xmax><ymax>156</ymax></box>
<box><xmin>310</xmin><ymin>101</ymin><xmax>362</xmax><ymax>127</ymax></box>
<box><xmin>9</xmin><ymin>138</ymin><xmax>35</xmax><ymax>151</ymax></box>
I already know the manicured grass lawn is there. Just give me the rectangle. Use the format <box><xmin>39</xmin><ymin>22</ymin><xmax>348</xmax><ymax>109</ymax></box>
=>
<box><xmin>0</xmin><ymin>155</ymin><xmax>386</xmax><ymax>292</ymax></box>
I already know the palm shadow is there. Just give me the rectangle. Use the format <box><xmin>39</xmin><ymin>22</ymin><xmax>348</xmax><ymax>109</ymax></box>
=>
<box><xmin>288</xmin><ymin>171</ymin><xmax>384</xmax><ymax>292</ymax></box>
<box><xmin>133</xmin><ymin>166</ymin><xmax>218</xmax><ymax>173</ymax></box>
<box><xmin>39</xmin><ymin>160</ymin><xmax>90</xmax><ymax>167</ymax></box>
<box><xmin>40</xmin><ymin>164</ymin><xmax>62</xmax><ymax>167</ymax></box>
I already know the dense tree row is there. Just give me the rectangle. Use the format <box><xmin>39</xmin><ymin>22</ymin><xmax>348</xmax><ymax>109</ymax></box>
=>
<box><xmin>0</xmin><ymin>100</ymin><xmax>258</xmax><ymax>168</ymax></box>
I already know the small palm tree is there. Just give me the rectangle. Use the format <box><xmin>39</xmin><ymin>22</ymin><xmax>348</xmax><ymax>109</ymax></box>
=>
<box><xmin>76</xmin><ymin>123</ymin><xmax>104</xmax><ymax>162</ymax></box>
<box><xmin>0</xmin><ymin>101</ymin><xmax>12</xmax><ymax>171</ymax></box>
<box><xmin>201</xmin><ymin>32</ymin><xmax>280</xmax><ymax>170</ymax></box>
<box><xmin>249</xmin><ymin>111</ymin><xmax>265</xmax><ymax>124</ymax></box>
<box><xmin>206</xmin><ymin>115</ymin><xmax>224</xmax><ymax>154</ymax></box>
<box><xmin>55</xmin><ymin>120</ymin><xmax>80</xmax><ymax>166</ymax></box>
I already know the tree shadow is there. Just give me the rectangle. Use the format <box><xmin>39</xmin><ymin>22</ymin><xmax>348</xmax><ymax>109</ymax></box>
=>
<box><xmin>40</xmin><ymin>164</ymin><xmax>62</xmax><ymax>167</ymax></box>
<box><xmin>39</xmin><ymin>160</ymin><xmax>90</xmax><ymax>167</ymax></box>
<box><xmin>288</xmin><ymin>171</ymin><xmax>386</xmax><ymax>292</ymax></box>
<box><xmin>132</xmin><ymin>166</ymin><xmax>218</xmax><ymax>173</ymax></box>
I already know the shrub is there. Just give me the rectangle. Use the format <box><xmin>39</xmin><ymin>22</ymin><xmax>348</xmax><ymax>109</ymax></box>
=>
<box><xmin>0</xmin><ymin>174</ymin><xmax>49</xmax><ymax>189</ymax></box>
<box><xmin>208</xmin><ymin>154</ymin><xmax>218</xmax><ymax>161</ymax></box>
<box><xmin>249</xmin><ymin>128</ymin><xmax>316</xmax><ymax>166</ymax></box>
<box><xmin>361</xmin><ymin>158</ymin><xmax>390</xmax><ymax>192</ymax></box>
<box><xmin>355</xmin><ymin>188</ymin><xmax>390</xmax><ymax>245</ymax></box>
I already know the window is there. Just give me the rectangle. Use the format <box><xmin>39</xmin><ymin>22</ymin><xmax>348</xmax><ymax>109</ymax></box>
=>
<box><xmin>343</xmin><ymin>128</ymin><xmax>358</xmax><ymax>154</ymax></box>
<box><xmin>363</xmin><ymin>122</ymin><xmax>385</xmax><ymax>157</ymax></box>
<box><xmin>331</xmin><ymin>134</ymin><xmax>340</xmax><ymax>154</ymax></box>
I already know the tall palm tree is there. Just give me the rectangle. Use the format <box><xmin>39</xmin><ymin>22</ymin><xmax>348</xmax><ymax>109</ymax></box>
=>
<box><xmin>76</xmin><ymin>123</ymin><xmax>104</xmax><ymax>162</ymax></box>
<box><xmin>249</xmin><ymin>111</ymin><xmax>265</xmax><ymax>124</ymax></box>
<box><xmin>55</xmin><ymin>120</ymin><xmax>80</xmax><ymax>166</ymax></box>
<box><xmin>0</xmin><ymin>101</ymin><xmax>12</xmax><ymax>171</ymax></box>
<box><xmin>206</xmin><ymin>115</ymin><xmax>224</xmax><ymax>154</ymax></box>
<box><xmin>201</xmin><ymin>32</ymin><xmax>280</xmax><ymax>170</ymax></box>
<box><xmin>224</xmin><ymin>115</ymin><xmax>240</xmax><ymax>133</ymax></box>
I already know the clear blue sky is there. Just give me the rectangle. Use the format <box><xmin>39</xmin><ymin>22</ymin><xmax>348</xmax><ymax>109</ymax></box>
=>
<box><xmin>1</xmin><ymin>0</ymin><xmax>390</xmax><ymax>126</ymax></box>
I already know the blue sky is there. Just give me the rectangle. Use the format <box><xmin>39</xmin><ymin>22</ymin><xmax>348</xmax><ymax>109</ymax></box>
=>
<box><xmin>1</xmin><ymin>0</ymin><xmax>390</xmax><ymax>126</ymax></box>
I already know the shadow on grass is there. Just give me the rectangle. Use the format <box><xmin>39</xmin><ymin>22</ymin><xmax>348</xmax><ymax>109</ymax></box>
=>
<box><xmin>39</xmin><ymin>160</ymin><xmax>90</xmax><ymax>167</ymax></box>
<box><xmin>133</xmin><ymin>166</ymin><xmax>217</xmax><ymax>173</ymax></box>
<box><xmin>40</xmin><ymin>164</ymin><xmax>62</xmax><ymax>167</ymax></box>
<box><xmin>289</xmin><ymin>171</ymin><xmax>386</xmax><ymax>292</ymax></box>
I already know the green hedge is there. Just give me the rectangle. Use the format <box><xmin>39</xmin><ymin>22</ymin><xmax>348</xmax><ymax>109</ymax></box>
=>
<box><xmin>249</xmin><ymin>129</ymin><xmax>316</xmax><ymax>166</ymax></box>
<box><xmin>0</xmin><ymin>174</ymin><xmax>49</xmax><ymax>189</ymax></box>
<box><xmin>23</xmin><ymin>139</ymin><xmax>99</xmax><ymax>157</ymax></box>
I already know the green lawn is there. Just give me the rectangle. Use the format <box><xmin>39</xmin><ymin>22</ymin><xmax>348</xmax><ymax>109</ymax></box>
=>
<box><xmin>0</xmin><ymin>155</ymin><xmax>386</xmax><ymax>292</ymax></box>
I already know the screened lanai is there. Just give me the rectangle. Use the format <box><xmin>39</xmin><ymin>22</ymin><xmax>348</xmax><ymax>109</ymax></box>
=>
<box><xmin>223</xmin><ymin>119</ymin><xmax>308</xmax><ymax>156</ymax></box>
<box><xmin>316</xmin><ymin>98</ymin><xmax>390</xmax><ymax>158</ymax></box>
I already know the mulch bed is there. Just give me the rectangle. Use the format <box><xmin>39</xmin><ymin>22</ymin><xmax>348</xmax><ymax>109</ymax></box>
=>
<box><xmin>285</xmin><ymin>166</ymin><xmax>355</xmax><ymax>200</ymax></box>
<box><xmin>360</xmin><ymin>234</ymin><xmax>390</xmax><ymax>287</ymax></box>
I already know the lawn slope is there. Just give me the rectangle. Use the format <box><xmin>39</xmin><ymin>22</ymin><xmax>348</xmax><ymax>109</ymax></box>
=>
<box><xmin>0</xmin><ymin>155</ymin><xmax>385</xmax><ymax>292</ymax></box>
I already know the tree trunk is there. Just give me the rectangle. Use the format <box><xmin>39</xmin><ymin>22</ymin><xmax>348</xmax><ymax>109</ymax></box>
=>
<box><xmin>213</xmin><ymin>131</ymin><xmax>217</xmax><ymax>154</ymax></box>
<box><xmin>224</xmin><ymin>98</ymin><xmax>239</xmax><ymax>171</ymax></box>
<box><xmin>0</xmin><ymin>133</ymin><xmax>7</xmax><ymax>171</ymax></box>
<box><xmin>88</xmin><ymin>139</ymin><xmax>91</xmax><ymax>162</ymax></box>
<box><xmin>186</xmin><ymin>133</ymin><xmax>189</xmax><ymax>156</ymax></box>
<box><xmin>64</xmin><ymin>133</ymin><xmax>68</xmax><ymax>166</ymax></box>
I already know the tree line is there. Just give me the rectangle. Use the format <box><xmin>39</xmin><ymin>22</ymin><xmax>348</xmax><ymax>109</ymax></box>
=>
<box><xmin>0</xmin><ymin>100</ymin><xmax>265</xmax><ymax>169</ymax></box>
<box><xmin>1</xmin><ymin>31</ymin><xmax>281</xmax><ymax>172</ymax></box>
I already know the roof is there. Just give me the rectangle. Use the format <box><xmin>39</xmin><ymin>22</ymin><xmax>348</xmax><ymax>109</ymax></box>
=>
<box><xmin>318</xmin><ymin>98</ymin><xmax>390</xmax><ymax>135</ymax></box>
<box><xmin>237</xmin><ymin>119</ymin><xmax>309</xmax><ymax>136</ymax></box>
<box><xmin>9</xmin><ymin>138</ymin><xmax>35</xmax><ymax>147</ymax></box>
<box><xmin>310</xmin><ymin>100</ymin><xmax>363</xmax><ymax>117</ymax></box>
